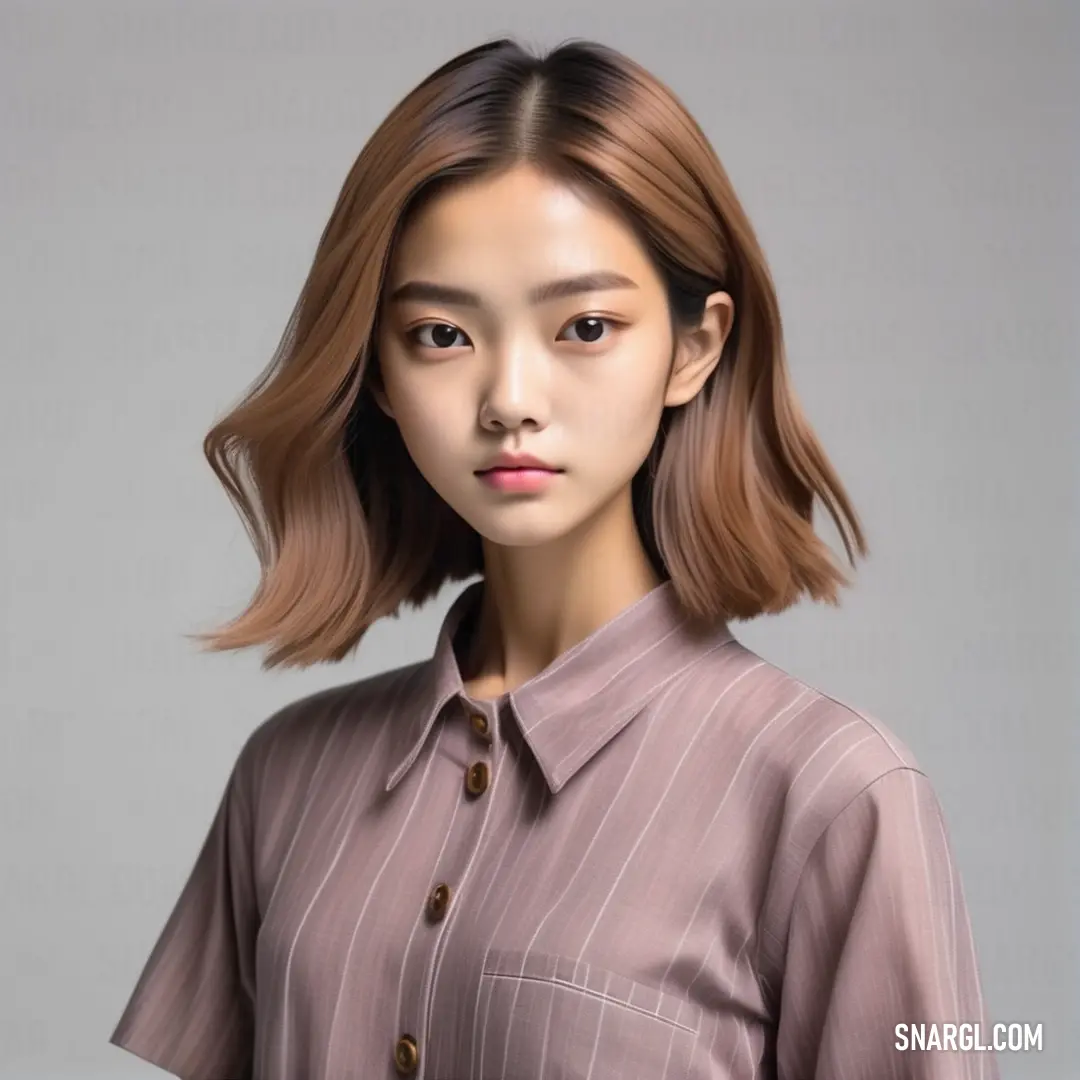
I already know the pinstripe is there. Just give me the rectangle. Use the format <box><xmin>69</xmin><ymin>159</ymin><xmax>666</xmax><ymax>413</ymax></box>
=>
<box><xmin>464</xmin><ymin>753</ymin><xmax>549</xmax><ymax>1080</ymax></box>
<box><xmin>495</xmin><ymin>676</ymin><xmax>690</xmax><ymax>1080</ymax></box>
<box><xmin>489</xmin><ymin>682</ymin><xmax>668</xmax><ymax>1080</ymax></box>
<box><xmin>583</xmin><ymin>967</ymin><xmax>614</xmax><ymax>1080</ymax></box>
<box><xmin>421</xmin><ymin>725</ymin><xmax>511</xmax><ymax>1077</ymax></box>
<box><xmin>958</xmin><ymin>869</ymin><xmax>990</xmax><ymax>1080</ymax></box>
<box><xmin>110</xmin><ymin>581</ymin><xmax>998</xmax><ymax>1079</ymax></box>
<box><xmin>548</xmin><ymin>637</ymin><xmax>738</xmax><ymax>779</ymax></box>
<box><xmin>323</xmin><ymin>709</ymin><xmax>449</xmax><ymax>1074</ymax></box>
<box><xmin>260</xmin><ymin>707</ymin><xmax>348</xmax><ymax>918</ymax></box>
<box><xmin>666</xmin><ymin>690</ymin><xmax>822</xmax><ymax>1073</ymax></box>
<box><xmin>394</xmin><ymin>737</ymin><xmax>467</xmax><ymax>1062</ymax></box>
<box><xmin>518</xmin><ymin>585</ymin><xmax>666</xmax><ymax>694</ymax></box>
<box><xmin>574</xmin><ymin>660</ymin><xmax>769</xmax><ymax>962</ymax></box>
<box><xmin>261</xmin><ymin>680</ymin><xmax>398</xmax><ymax>921</ymax></box>
<box><xmin>527</xmin><ymin>620</ymin><xmax>688</xmax><ymax>729</ymax></box>
<box><xmin>663</xmin><ymin>688</ymin><xmax>818</xmax><ymax>1006</ymax></box>
<box><xmin>664</xmin><ymin>689</ymin><xmax>818</xmax><ymax>1078</ymax></box>
<box><xmin>910</xmin><ymin>768</ymin><xmax>945</xmax><ymax>1011</ymax></box>
<box><xmin>934</xmin><ymin>802</ymin><xmax>961</xmax><ymax>1015</ymax></box>
<box><xmin>276</xmin><ymin>676</ymin><xmax>413</xmax><ymax>1073</ymax></box>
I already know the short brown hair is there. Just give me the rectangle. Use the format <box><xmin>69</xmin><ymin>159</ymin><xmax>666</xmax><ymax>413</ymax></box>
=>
<box><xmin>198</xmin><ymin>38</ymin><xmax>868</xmax><ymax>668</ymax></box>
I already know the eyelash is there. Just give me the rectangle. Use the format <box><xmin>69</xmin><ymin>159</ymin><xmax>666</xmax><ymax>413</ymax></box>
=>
<box><xmin>407</xmin><ymin>316</ymin><xmax>623</xmax><ymax>350</ymax></box>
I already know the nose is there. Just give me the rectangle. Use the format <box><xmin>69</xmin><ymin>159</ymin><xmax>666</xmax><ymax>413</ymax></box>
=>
<box><xmin>478</xmin><ymin>343</ymin><xmax>549</xmax><ymax>432</ymax></box>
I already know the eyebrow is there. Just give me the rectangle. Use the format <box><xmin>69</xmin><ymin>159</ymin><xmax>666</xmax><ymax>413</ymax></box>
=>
<box><xmin>387</xmin><ymin>270</ymin><xmax>639</xmax><ymax>308</ymax></box>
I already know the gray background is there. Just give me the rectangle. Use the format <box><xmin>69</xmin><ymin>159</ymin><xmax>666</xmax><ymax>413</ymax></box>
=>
<box><xmin>1</xmin><ymin>1</ymin><xmax>1075</xmax><ymax>1077</ymax></box>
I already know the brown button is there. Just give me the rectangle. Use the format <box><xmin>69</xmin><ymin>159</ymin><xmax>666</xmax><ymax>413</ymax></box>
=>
<box><xmin>465</xmin><ymin>760</ymin><xmax>490</xmax><ymax>795</ymax></box>
<box><xmin>426</xmin><ymin>882</ymin><xmax>451</xmax><ymax>922</ymax></box>
<box><xmin>469</xmin><ymin>711</ymin><xmax>490</xmax><ymax>738</ymax></box>
<box><xmin>394</xmin><ymin>1033</ymin><xmax>419</xmax><ymax>1074</ymax></box>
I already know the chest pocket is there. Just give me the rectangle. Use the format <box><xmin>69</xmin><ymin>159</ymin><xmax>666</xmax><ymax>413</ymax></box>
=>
<box><xmin>472</xmin><ymin>947</ymin><xmax>703</xmax><ymax>1080</ymax></box>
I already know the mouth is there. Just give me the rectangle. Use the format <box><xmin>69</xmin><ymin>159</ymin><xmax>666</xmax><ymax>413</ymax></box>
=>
<box><xmin>474</xmin><ymin>464</ymin><xmax>564</xmax><ymax>493</ymax></box>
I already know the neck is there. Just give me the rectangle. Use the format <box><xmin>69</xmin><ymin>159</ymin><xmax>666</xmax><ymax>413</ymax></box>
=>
<box><xmin>462</xmin><ymin>486</ymin><xmax>663</xmax><ymax>695</ymax></box>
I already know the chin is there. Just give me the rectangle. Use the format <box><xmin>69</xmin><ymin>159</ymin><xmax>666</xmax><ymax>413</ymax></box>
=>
<box><xmin>472</xmin><ymin>521</ymin><xmax>569</xmax><ymax>548</ymax></box>
<box><xmin>463</xmin><ymin>506</ymin><xmax>579</xmax><ymax>549</ymax></box>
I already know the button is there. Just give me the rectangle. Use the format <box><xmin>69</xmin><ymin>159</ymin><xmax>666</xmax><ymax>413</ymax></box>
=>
<box><xmin>465</xmin><ymin>760</ymin><xmax>490</xmax><ymax>795</ymax></box>
<box><xmin>394</xmin><ymin>1033</ymin><xmax>419</xmax><ymax>1074</ymax></box>
<box><xmin>426</xmin><ymin>882</ymin><xmax>451</xmax><ymax>922</ymax></box>
<box><xmin>469</xmin><ymin>710</ymin><xmax>490</xmax><ymax>738</ymax></box>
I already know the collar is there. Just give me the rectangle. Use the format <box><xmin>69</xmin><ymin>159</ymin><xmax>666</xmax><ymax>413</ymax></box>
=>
<box><xmin>384</xmin><ymin>579</ymin><xmax>735</xmax><ymax>795</ymax></box>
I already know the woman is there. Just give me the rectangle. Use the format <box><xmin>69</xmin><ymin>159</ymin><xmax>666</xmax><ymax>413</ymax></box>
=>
<box><xmin>110</xmin><ymin>38</ymin><xmax>997</xmax><ymax>1080</ymax></box>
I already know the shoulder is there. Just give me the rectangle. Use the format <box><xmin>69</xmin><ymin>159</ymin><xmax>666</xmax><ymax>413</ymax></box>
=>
<box><xmin>688</xmin><ymin>636</ymin><xmax>929</xmax><ymax>832</ymax></box>
<box><xmin>699</xmin><ymin>641</ymin><xmax>956</xmax><ymax>980</ymax></box>
<box><xmin>230</xmin><ymin>659</ymin><xmax>433</xmax><ymax>802</ymax></box>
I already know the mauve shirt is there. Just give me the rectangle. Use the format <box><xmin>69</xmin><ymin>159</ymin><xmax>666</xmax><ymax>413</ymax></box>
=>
<box><xmin>110</xmin><ymin>580</ymin><xmax>999</xmax><ymax>1079</ymax></box>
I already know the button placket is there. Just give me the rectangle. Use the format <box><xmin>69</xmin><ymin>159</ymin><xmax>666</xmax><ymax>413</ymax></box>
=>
<box><xmin>404</xmin><ymin>699</ymin><xmax>497</xmax><ymax>1074</ymax></box>
<box><xmin>464</xmin><ymin>701</ymin><xmax>494</xmax><ymax>797</ymax></box>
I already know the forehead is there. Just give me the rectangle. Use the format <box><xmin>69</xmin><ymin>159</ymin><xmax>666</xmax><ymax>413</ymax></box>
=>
<box><xmin>386</xmin><ymin>165</ymin><xmax>659</xmax><ymax>289</ymax></box>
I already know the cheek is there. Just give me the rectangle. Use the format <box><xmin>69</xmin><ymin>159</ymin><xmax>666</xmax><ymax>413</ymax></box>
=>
<box><xmin>379</xmin><ymin>358</ymin><xmax>470</xmax><ymax>470</ymax></box>
<box><xmin>393</xmin><ymin>397</ymin><xmax>451</xmax><ymax>470</ymax></box>
<box><xmin>565</xmin><ymin>347</ymin><xmax>670</xmax><ymax>447</ymax></box>
<box><xmin>589</xmin><ymin>382</ymin><xmax>665</xmax><ymax>434</ymax></box>
<box><xmin>377</xmin><ymin>342</ymin><xmax>424</xmax><ymax>416</ymax></box>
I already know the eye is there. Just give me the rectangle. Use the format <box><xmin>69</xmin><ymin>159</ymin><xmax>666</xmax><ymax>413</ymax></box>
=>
<box><xmin>410</xmin><ymin>322</ymin><xmax>471</xmax><ymax>349</ymax></box>
<box><xmin>557</xmin><ymin>316</ymin><xmax>617</xmax><ymax>345</ymax></box>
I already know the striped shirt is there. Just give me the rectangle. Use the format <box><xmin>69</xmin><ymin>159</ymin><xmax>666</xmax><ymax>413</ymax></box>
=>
<box><xmin>110</xmin><ymin>580</ymin><xmax>999</xmax><ymax>1079</ymax></box>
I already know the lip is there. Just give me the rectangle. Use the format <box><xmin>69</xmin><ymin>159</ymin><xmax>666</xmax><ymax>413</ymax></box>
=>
<box><xmin>476</xmin><ymin>452</ymin><xmax>560</xmax><ymax>473</ymax></box>
<box><xmin>475</xmin><ymin>452</ymin><xmax>563</xmax><ymax>494</ymax></box>
<box><xmin>476</xmin><ymin>467</ymin><xmax>561</xmax><ymax>493</ymax></box>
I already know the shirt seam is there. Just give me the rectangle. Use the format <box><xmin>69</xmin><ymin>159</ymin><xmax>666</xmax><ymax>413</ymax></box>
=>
<box><xmin>752</xmin><ymin>763</ymin><xmax>930</xmax><ymax>1012</ymax></box>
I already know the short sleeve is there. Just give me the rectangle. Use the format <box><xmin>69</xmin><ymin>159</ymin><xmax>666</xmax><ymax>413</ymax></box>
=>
<box><xmin>775</xmin><ymin>767</ymin><xmax>1000</xmax><ymax>1080</ymax></box>
<box><xmin>109</xmin><ymin>751</ymin><xmax>258</xmax><ymax>1080</ymax></box>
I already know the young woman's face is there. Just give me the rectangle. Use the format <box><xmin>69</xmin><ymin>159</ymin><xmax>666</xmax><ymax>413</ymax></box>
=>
<box><xmin>375</xmin><ymin>163</ymin><xmax>727</xmax><ymax>551</ymax></box>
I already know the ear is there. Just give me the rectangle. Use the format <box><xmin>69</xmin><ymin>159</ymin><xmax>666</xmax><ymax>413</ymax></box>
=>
<box><xmin>664</xmin><ymin>291</ymin><xmax>734</xmax><ymax>408</ymax></box>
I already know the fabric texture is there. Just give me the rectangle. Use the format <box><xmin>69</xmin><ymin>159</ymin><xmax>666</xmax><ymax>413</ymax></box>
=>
<box><xmin>110</xmin><ymin>581</ymin><xmax>999</xmax><ymax>1079</ymax></box>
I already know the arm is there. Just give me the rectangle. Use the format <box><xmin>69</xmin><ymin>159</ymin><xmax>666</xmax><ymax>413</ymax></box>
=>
<box><xmin>775</xmin><ymin>767</ymin><xmax>999</xmax><ymax>1080</ymax></box>
<box><xmin>109</xmin><ymin>752</ymin><xmax>259</xmax><ymax>1080</ymax></box>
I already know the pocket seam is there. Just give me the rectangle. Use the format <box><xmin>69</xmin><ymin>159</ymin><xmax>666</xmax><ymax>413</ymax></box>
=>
<box><xmin>480</xmin><ymin>968</ymin><xmax>700</xmax><ymax>1036</ymax></box>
